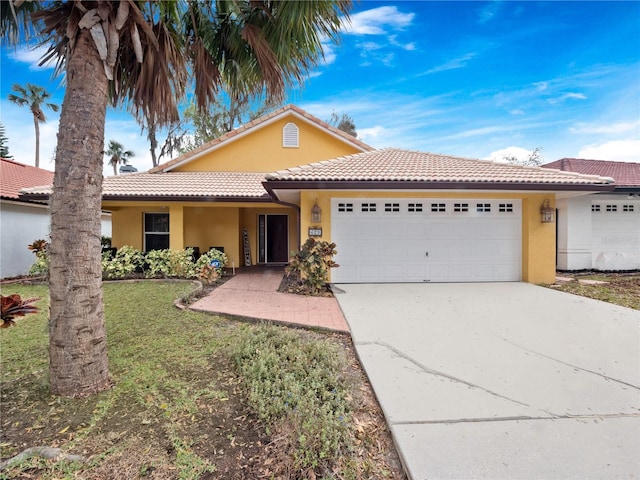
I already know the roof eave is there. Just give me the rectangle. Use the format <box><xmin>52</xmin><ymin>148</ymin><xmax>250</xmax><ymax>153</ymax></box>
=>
<box><xmin>102</xmin><ymin>194</ymin><xmax>272</xmax><ymax>203</ymax></box>
<box><xmin>263</xmin><ymin>180</ymin><xmax>616</xmax><ymax>194</ymax></box>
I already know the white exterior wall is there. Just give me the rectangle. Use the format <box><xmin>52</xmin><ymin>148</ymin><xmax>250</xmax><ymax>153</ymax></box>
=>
<box><xmin>0</xmin><ymin>200</ymin><xmax>51</xmax><ymax>278</ymax></box>
<box><xmin>1</xmin><ymin>201</ymin><xmax>113</xmax><ymax>278</ymax></box>
<box><xmin>556</xmin><ymin>196</ymin><xmax>593</xmax><ymax>270</ymax></box>
<box><xmin>557</xmin><ymin>193</ymin><xmax>640</xmax><ymax>271</ymax></box>
<box><xmin>590</xmin><ymin>194</ymin><xmax>640</xmax><ymax>270</ymax></box>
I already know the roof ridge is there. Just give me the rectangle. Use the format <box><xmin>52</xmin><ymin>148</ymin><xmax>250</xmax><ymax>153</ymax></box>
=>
<box><xmin>149</xmin><ymin>104</ymin><xmax>373</xmax><ymax>173</ymax></box>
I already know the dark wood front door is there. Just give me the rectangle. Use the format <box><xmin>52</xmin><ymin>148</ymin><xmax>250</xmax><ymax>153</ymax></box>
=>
<box><xmin>258</xmin><ymin>214</ymin><xmax>289</xmax><ymax>263</ymax></box>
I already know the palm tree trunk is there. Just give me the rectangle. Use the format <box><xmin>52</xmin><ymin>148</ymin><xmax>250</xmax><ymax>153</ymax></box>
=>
<box><xmin>113</xmin><ymin>161</ymin><xmax>117</xmax><ymax>176</ymax></box>
<box><xmin>48</xmin><ymin>28</ymin><xmax>110</xmax><ymax>397</ymax></box>
<box><xmin>33</xmin><ymin>114</ymin><xmax>40</xmax><ymax>168</ymax></box>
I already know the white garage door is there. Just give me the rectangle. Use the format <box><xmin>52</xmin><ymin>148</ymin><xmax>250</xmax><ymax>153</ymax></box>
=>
<box><xmin>591</xmin><ymin>200</ymin><xmax>640</xmax><ymax>270</ymax></box>
<box><xmin>331</xmin><ymin>198</ymin><xmax>522</xmax><ymax>283</ymax></box>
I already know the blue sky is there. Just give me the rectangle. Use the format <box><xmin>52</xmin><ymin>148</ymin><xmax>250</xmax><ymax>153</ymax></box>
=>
<box><xmin>1</xmin><ymin>1</ymin><xmax>639</xmax><ymax>175</ymax></box>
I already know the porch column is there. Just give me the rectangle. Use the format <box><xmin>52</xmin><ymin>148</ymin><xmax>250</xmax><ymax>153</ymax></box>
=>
<box><xmin>169</xmin><ymin>205</ymin><xmax>184</xmax><ymax>250</ymax></box>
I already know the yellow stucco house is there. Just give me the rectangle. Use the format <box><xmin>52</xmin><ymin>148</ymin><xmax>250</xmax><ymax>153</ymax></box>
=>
<box><xmin>40</xmin><ymin>105</ymin><xmax>616</xmax><ymax>284</ymax></box>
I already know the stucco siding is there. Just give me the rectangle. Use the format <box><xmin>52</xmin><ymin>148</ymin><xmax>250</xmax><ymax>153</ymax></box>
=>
<box><xmin>300</xmin><ymin>191</ymin><xmax>557</xmax><ymax>284</ymax></box>
<box><xmin>175</xmin><ymin>117</ymin><xmax>362</xmax><ymax>173</ymax></box>
<box><xmin>1</xmin><ymin>201</ymin><xmax>50</xmax><ymax>278</ymax></box>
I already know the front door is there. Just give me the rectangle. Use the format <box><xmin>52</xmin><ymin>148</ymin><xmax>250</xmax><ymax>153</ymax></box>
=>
<box><xmin>258</xmin><ymin>214</ymin><xmax>289</xmax><ymax>263</ymax></box>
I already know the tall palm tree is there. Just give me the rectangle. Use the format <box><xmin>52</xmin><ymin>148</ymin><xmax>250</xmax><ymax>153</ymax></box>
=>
<box><xmin>7</xmin><ymin>83</ymin><xmax>59</xmax><ymax>167</ymax></box>
<box><xmin>105</xmin><ymin>140</ymin><xmax>134</xmax><ymax>175</ymax></box>
<box><xmin>2</xmin><ymin>0</ymin><xmax>351</xmax><ymax>397</ymax></box>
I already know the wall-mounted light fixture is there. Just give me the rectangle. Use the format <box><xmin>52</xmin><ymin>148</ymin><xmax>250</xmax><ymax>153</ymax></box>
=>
<box><xmin>311</xmin><ymin>200</ymin><xmax>322</xmax><ymax>223</ymax></box>
<box><xmin>540</xmin><ymin>199</ymin><xmax>555</xmax><ymax>223</ymax></box>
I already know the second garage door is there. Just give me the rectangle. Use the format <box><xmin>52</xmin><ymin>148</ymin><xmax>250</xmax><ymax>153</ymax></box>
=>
<box><xmin>331</xmin><ymin>198</ymin><xmax>522</xmax><ymax>283</ymax></box>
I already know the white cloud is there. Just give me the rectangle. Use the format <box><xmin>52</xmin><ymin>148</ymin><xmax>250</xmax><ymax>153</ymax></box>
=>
<box><xmin>510</xmin><ymin>109</ymin><xmax>525</xmax><ymax>115</ymax></box>
<box><xmin>570</xmin><ymin>120</ymin><xmax>640</xmax><ymax>135</ymax></box>
<box><xmin>343</xmin><ymin>6</ymin><xmax>414</xmax><ymax>35</ymax></box>
<box><xmin>477</xmin><ymin>1</ymin><xmax>504</xmax><ymax>24</ymax></box>
<box><xmin>547</xmin><ymin>92</ymin><xmax>587</xmax><ymax>104</ymax></box>
<box><xmin>422</xmin><ymin>53</ymin><xmax>476</xmax><ymax>75</ymax></box>
<box><xmin>577</xmin><ymin>140</ymin><xmax>640</xmax><ymax>162</ymax></box>
<box><xmin>484</xmin><ymin>146</ymin><xmax>534</xmax><ymax>163</ymax></box>
<box><xmin>7</xmin><ymin>44</ymin><xmax>56</xmax><ymax>70</ymax></box>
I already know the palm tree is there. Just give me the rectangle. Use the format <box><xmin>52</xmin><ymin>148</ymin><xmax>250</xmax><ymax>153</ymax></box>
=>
<box><xmin>7</xmin><ymin>83</ymin><xmax>59</xmax><ymax>167</ymax></box>
<box><xmin>2</xmin><ymin>0</ymin><xmax>351</xmax><ymax>397</ymax></box>
<box><xmin>105</xmin><ymin>140</ymin><xmax>134</xmax><ymax>175</ymax></box>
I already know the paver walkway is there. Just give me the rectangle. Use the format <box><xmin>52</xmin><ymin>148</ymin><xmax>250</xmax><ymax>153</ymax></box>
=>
<box><xmin>190</xmin><ymin>268</ymin><xmax>348</xmax><ymax>332</ymax></box>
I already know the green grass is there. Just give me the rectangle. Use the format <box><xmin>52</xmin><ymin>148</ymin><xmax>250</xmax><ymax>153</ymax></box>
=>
<box><xmin>0</xmin><ymin>281</ymin><xmax>391</xmax><ymax>479</ymax></box>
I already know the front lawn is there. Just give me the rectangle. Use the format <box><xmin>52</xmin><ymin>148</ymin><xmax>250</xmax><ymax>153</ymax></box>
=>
<box><xmin>0</xmin><ymin>281</ymin><xmax>404</xmax><ymax>479</ymax></box>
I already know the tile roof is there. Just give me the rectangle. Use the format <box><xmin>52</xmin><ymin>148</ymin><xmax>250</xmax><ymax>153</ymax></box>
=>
<box><xmin>542</xmin><ymin>158</ymin><xmax>640</xmax><ymax>187</ymax></box>
<box><xmin>107</xmin><ymin>171</ymin><xmax>270</xmax><ymax>199</ymax></box>
<box><xmin>20</xmin><ymin>171</ymin><xmax>271</xmax><ymax>200</ymax></box>
<box><xmin>149</xmin><ymin>104</ymin><xmax>374</xmax><ymax>173</ymax></box>
<box><xmin>0</xmin><ymin>158</ymin><xmax>54</xmax><ymax>200</ymax></box>
<box><xmin>265</xmin><ymin>149</ymin><xmax>615</xmax><ymax>186</ymax></box>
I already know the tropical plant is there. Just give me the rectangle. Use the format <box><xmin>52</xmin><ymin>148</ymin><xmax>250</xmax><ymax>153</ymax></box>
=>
<box><xmin>104</xmin><ymin>139</ymin><xmax>135</xmax><ymax>175</ymax></box>
<box><xmin>2</xmin><ymin>0</ymin><xmax>351</xmax><ymax>398</ymax></box>
<box><xmin>286</xmin><ymin>238</ymin><xmax>339</xmax><ymax>295</ymax></box>
<box><xmin>1</xmin><ymin>294</ymin><xmax>39</xmax><ymax>328</ymax></box>
<box><xmin>0</xmin><ymin>122</ymin><xmax>12</xmax><ymax>158</ymax></box>
<box><xmin>7</xmin><ymin>83</ymin><xmax>59</xmax><ymax>167</ymax></box>
<box><xmin>28</xmin><ymin>238</ymin><xmax>50</xmax><ymax>276</ymax></box>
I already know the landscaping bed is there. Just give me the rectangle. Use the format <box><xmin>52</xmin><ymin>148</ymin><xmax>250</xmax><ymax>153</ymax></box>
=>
<box><xmin>548</xmin><ymin>272</ymin><xmax>640</xmax><ymax>310</ymax></box>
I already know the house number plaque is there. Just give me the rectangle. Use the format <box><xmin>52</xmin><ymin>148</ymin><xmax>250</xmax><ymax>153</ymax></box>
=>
<box><xmin>308</xmin><ymin>227</ymin><xmax>322</xmax><ymax>237</ymax></box>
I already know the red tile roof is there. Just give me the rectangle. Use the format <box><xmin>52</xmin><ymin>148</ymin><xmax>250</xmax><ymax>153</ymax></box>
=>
<box><xmin>150</xmin><ymin>104</ymin><xmax>374</xmax><ymax>173</ymax></box>
<box><xmin>0</xmin><ymin>158</ymin><xmax>54</xmax><ymax>200</ymax></box>
<box><xmin>266</xmin><ymin>149</ymin><xmax>614</xmax><ymax>186</ymax></box>
<box><xmin>542</xmin><ymin>158</ymin><xmax>640</xmax><ymax>186</ymax></box>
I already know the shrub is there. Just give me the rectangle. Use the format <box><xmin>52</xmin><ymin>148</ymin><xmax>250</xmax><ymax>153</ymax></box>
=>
<box><xmin>194</xmin><ymin>248</ymin><xmax>227</xmax><ymax>284</ymax></box>
<box><xmin>232</xmin><ymin>325</ymin><xmax>352</xmax><ymax>475</ymax></box>
<box><xmin>1</xmin><ymin>294</ymin><xmax>39</xmax><ymax>328</ymax></box>
<box><xmin>286</xmin><ymin>238</ymin><xmax>339</xmax><ymax>295</ymax></box>
<box><xmin>27</xmin><ymin>239</ymin><xmax>49</xmax><ymax>277</ymax></box>
<box><xmin>144</xmin><ymin>248</ymin><xmax>197</xmax><ymax>279</ymax></box>
<box><xmin>102</xmin><ymin>245</ymin><xmax>144</xmax><ymax>280</ymax></box>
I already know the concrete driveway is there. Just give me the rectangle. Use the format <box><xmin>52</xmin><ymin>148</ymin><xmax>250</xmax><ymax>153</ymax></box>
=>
<box><xmin>334</xmin><ymin>282</ymin><xmax>640</xmax><ymax>480</ymax></box>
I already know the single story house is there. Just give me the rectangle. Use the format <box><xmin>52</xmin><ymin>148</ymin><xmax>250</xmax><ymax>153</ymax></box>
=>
<box><xmin>1</xmin><ymin>158</ymin><xmax>112</xmax><ymax>279</ymax></box>
<box><xmin>21</xmin><ymin>105</ymin><xmax>615</xmax><ymax>284</ymax></box>
<box><xmin>542</xmin><ymin>158</ymin><xmax>640</xmax><ymax>271</ymax></box>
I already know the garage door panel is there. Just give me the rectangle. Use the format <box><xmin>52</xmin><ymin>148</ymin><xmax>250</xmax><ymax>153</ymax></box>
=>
<box><xmin>332</xmin><ymin>198</ymin><xmax>521</xmax><ymax>283</ymax></box>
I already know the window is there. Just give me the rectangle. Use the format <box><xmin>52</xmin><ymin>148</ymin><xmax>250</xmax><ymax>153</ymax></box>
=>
<box><xmin>591</xmin><ymin>204</ymin><xmax>601</xmax><ymax>212</ymax></box>
<box><xmin>431</xmin><ymin>203</ymin><xmax>446</xmax><ymax>212</ymax></box>
<box><xmin>606</xmin><ymin>204</ymin><xmax>617</xmax><ymax>212</ymax></box>
<box><xmin>144</xmin><ymin>213</ymin><xmax>169</xmax><ymax>252</ymax></box>
<box><xmin>623</xmin><ymin>204</ymin><xmax>635</xmax><ymax>212</ymax></box>
<box><xmin>385</xmin><ymin>202</ymin><xmax>400</xmax><ymax>212</ymax></box>
<box><xmin>338</xmin><ymin>202</ymin><xmax>353</xmax><ymax>212</ymax></box>
<box><xmin>361</xmin><ymin>203</ymin><xmax>377</xmax><ymax>212</ymax></box>
<box><xmin>282</xmin><ymin>122</ymin><xmax>299</xmax><ymax>148</ymax></box>
<box><xmin>499</xmin><ymin>203</ymin><xmax>514</xmax><ymax>213</ymax></box>
<box><xmin>408</xmin><ymin>203</ymin><xmax>423</xmax><ymax>212</ymax></box>
<box><xmin>476</xmin><ymin>203</ymin><xmax>491</xmax><ymax>213</ymax></box>
<box><xmin>453</xmin><ymin>203</ymin><xmax>469</xmax><ymax>212</ymax></box>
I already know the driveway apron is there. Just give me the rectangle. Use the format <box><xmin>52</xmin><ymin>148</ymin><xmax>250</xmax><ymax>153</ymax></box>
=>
<box><xmin>334</xmin><ymin>282</ymin><xmax>640</xmax><ymax>480</ymax></box>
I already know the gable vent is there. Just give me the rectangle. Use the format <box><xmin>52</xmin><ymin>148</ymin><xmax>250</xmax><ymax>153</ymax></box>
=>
<box><xmin>282</xmin><ymin>122</ymin><xmax>299</xmax><ymax>148</ymax></box>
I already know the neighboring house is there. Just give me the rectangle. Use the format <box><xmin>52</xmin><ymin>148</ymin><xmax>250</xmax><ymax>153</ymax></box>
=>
<box><xmin>1</xmin><ymin>159</ymin><xmax>53</xmax><ymax>278</ymax></box>
<box><xmin>1</xmin><ymin>158</ymin><xmax>112</xmax><ymax>279</ymax></box>
<box><xmin>542</xmin><ymin>158</ymin><xmax>640</xmax><ymax>271</ymax></box>
<box><xmin>21</xmin><ymin>105</ymin><xmax>615</xmax><ymax>284</ymax></box>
